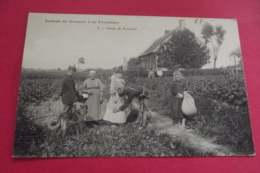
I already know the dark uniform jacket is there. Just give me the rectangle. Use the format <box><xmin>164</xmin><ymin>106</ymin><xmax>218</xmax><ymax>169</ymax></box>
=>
<box><xmin>61</xmin><ymin>75</ymin><xmax>78</xmax><ymax>105</ymax></box>
<box><xmin>118</xmin><ymin>84</ymin><xmax>149</xmax><ymax>111</ymax></box>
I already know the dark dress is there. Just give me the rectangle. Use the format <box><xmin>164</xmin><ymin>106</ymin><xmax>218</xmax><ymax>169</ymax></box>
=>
<box><xmin>169</xmin><ymin>80</ymin><xmax>187</xmax><ymax>120</ymax></box>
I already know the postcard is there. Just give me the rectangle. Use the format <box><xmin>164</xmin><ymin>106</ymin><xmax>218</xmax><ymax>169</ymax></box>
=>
<box><xmin>13</xmin><ymin>13</ymin><xmax>254</xmax><ymax>157</ymax></box>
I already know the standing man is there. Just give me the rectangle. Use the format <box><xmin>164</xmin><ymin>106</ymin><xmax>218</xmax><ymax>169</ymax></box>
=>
<box><xmin>148</xmin><ymin>68</ymin><xmax>155</xmax><ymax>78</ymax></box>
<box><xmin>61</xmin><ymin>66</ymin><xmax>78</xmax><ymax>113</ymax></box>
<box><xmin>113</xmin><ymin>84</ymin><xmax>150</xmax><ymax>129</ymax></box>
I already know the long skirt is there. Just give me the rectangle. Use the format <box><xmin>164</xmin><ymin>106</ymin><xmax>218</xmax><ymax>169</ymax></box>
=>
<box><xmin>84</xmin><ymin>88</ymin><xmax>103</xmax><ymax>121</ymax></box>
<box><xmin>172</xmin><ymin>97</ymin><xmax>184</xmax><ymax>120</ymax></box>
<box><xmin>103</xmin><ymin>92</ymin><xmax>130</xmax><ymax>124</ymax></box>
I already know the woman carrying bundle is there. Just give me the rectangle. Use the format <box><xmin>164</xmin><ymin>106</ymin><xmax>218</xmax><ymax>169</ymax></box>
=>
<box><xmin>169</xmin><ymin>71</ymin><xmax>188</xmax><ymax>128</ymax></box>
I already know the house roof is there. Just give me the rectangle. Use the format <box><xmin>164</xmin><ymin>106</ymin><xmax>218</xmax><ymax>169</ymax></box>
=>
<box><xmin>139</xmin><ymin>27</ymin><xmax>180</xmax><ymax>57</ymax></box>
<box><xmin>138</xmin><ymin>23</ymin><xmax>205</xmax><ymax>58</ymax></box>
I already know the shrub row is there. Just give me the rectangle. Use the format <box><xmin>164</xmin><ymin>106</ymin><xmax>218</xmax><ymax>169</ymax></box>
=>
<box><xmin>123</xmin><ymin>68</ymin><xmax>243</xmax><ymax>78</ymax></box>
<box><xmin>133</xmin><ymin>75</ymin><xmax>248</xmax><ymax>107</ymax></box>
<box><xmin>21</xmin><ymin>69</ymin><xmax>113</xmax><ymax>81</ymax></box>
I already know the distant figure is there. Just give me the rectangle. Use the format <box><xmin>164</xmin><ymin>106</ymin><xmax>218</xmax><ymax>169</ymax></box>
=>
<box><xmin>61</xmin><ymin>66</ymin><xmax>78</xmax><ymax>113</ymax></box>
<box><xmin>157</xmin><ymin>68</ymin><xmax>163</xmax><ymax>77</ymax></box>
<box><xmin>82</xmin><ymin>70</ymin><xmax>104</xmax><ymax>122</ymax></box>
<box><xmin>103</xmin><ymin>69</ymin><xmax>129</xmax><ymax>125</ymax></box>
<box><xmin>169</xmin><ymin>71</ymin><xmax>188</xmax><ymax>128</ymax></box>
<box><xmin>148</xmin><ymin>68</ymin><xmax>155</xmax><ymax>78</ymax></box>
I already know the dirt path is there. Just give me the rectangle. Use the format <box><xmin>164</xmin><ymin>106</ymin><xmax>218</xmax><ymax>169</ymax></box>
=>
<box><xmin>147</xmin><ymin>112</ymin><xmax>234</xmax><ymax>156</ymax></box>
<box><xmin>31</xmin><ymin>97</ymin><xmax>234</xmax><ymax>156</ymax></box>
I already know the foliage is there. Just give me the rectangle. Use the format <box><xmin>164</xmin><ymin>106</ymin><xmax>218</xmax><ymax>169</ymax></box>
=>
<box><xmin>134</xmin><ymin>75</ymin><xmax>248</xmax><ymax>107</ymax></box>
<box><xmin>78</xmin><ymin>57</ymin><xmax>85</xmax><ymax>69</ymax></box>
<box><xmin>190</xmin><ymin>96</ymin><xmax>254</xmax><ymax>153</ymax></box>
<box><xmin>156</xmin><ymin>29</ymin><xmax>210</xmax><ymax>69</ymax></box>
<box><xmin>201</xmin><ymin>22</ymin><xmax>226</xmax><ymax>68</ymax></box>
<box><xmin>229</xmin><ymin>47</ymin><xmax>242</xmax><ymax>68</ymax></box>
<box><xmin>15</xmin><ymin>80</ymin><xmax>203</xmax><ymax>157</ymax></box>
<box><xmin>127</xmin><ymin>57</ymin><xmax>142</xmax><ymax>71</ymax></box>
<box><xmin>215</xmin><ymin>25</ymin><xmax>226</xmax><ymax>45</ymax></box>
<box><xmin>201</xmin><ymin>22</ymin><xmax>214</xmax><ymax>44</ymax></box>
<box><xmin>19</xmin><ymin>79</ymin><xmax>61</xmax><ymax>106</ymax></box>
<box><xmin>132</xmin><ymin>75</ymin><xmax>253</xmax><ymax>153</ymax></box>
<box><xmin>229</xmin><ymin>47</ymin><xmax>242</xmax><ymax>58</ymax></box>
<box><xmin>123</xmin><ymin>68</ymin><xmax>241</xmax><ymax>79</ymax></box>
<box><xmin>35</xmin><ymin>121</ymin><xmax>206</xmax><ymax>157</ymax></box>
<box><xmin>13</xmin><ymin>104</ymin><xmax>46</xmax><ymax>157</ymax></box>
<box><xmin>15</xmin><ymin>77</ymin><xmax>210</xmax><ymax>157</ymax></box>
<box><xmin>78</xmin><ymin>57</ymin><xmax>85</xmax><ymax>64</ymax></box>
<box><xmin>15</xmin><ymin>72</ymin><xmax>253</xmax><ymax>156</ymax></box>
<box><xmin>21</xmin><ymin>68</ymin><xmax>113</xmax><ymax>81</ymax></box>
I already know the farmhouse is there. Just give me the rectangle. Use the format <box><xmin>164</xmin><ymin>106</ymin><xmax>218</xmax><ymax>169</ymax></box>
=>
<box><xmin>137</xmin><ymin>20</ymin><xmax>203</xmax><ymax>71</ymax></box>
<box><xmin>225</xmin><ymin>61</ymin><xmax>243</xmax><ymax>74</ymax></box>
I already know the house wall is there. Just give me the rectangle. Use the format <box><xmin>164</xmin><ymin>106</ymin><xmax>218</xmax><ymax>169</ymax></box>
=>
<box><xmin>139</xmin><ymin>54</ymin><xmax>157</xmax><ymax>70</ymax></box>
<box><xmin>123</xmin><ymin>63</ymin><xmax>128</xmax><ymax>71</ymax></box>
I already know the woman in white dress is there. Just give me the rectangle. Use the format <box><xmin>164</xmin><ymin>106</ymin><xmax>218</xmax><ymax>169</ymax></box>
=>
<box><xmin>103</xmin><ymin>69</ymin><xmax>129</xmax><ymax>124</ymax></box>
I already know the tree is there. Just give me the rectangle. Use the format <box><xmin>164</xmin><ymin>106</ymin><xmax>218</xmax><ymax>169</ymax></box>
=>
<box><xmin>229</xmin><ymin>47</ymin><xmax>242</xmax><ymax>75</ymax></box>
<box><xmin>201</xmin><ymin>22</ymin><xmax>226</xmax><ymax>68</ymax></box>
<box><xmin>157</xmin><ymin>29</ymin><xmax>210</xmax><ymax>69</ymax></box>
<box><xmin>78</xmin><ymin>57</ymin><xmax>85</xmax><ymax>69</ymax></box>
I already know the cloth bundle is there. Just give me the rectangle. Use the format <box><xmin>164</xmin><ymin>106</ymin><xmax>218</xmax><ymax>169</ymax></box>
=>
<box><xmin>181</xmin><ymin>91</ymin><xmax>197</xmax><ymax>116</ymax></box>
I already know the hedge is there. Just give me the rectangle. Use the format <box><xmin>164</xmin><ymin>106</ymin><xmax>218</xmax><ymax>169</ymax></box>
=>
<box><xmin>123</xmin><ymin>68</ymin><xmax>243</xmax><ymax>78</ymax></box>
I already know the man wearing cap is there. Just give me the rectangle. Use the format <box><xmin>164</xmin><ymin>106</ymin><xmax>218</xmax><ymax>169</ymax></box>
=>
<box><xmin>61</xmin><ymin>66</ymin><xmax>78</xmax><ymax>113</ymax></box>
<box><xmin>113</xmin><ymin>83</ymin><xmax>150</xmax><ymax>129</ymax></box>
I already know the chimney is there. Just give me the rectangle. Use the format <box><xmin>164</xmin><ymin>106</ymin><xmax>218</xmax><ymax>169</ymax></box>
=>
<box><xmin>179</xmin><ymin>20</ymin><xmax>185</xmax><ymax>31</ymax></box>
<box><xmin>165</xmin><ymin>30</ymin><xmax>170</xmax><ymax>35</ymax></box>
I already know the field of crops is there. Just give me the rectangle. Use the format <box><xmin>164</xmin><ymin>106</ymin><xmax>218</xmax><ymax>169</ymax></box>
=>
<box><xmin>132</xmin><ymin>75</ymin><xmax>253</xmax><ymax>153</ymax></box>
<box><xmin>19</xmin><ymin>79</ymin><xmax>61</xmax><ymax>105</ymax></box>
<box><xmin>14</xmin><ymin>78</ymin><xmax>202</xmax><ymax>157</ymax></box>
<box><xmin>13</xmin><ymin>73</ymin><xmax>254</xmax><ymax>157</ymax></box>
<box><xmin>134</xmin><ymin>75</ymin><xmax>248</xmax><ymax>107</ymax></box>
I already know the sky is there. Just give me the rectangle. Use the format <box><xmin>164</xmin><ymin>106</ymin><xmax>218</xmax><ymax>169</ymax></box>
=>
<box><xmin>22</xmin><ymin>13</ymin><xmax>242</xmax><ymax>70</ymax></box>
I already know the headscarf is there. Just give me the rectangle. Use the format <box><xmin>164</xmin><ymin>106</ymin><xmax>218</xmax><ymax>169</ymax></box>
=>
<box><xmin>89</xmin><ymin>70</ymin><xmax>96</xmax><ymax>75</ymax></box>
<box><xmin>89</xmin><ymin>70</ymin><xmax>96</xmax><ymax>79</ymax></box>
<box><xmin>173</xmin><ymin>70</ymin><xmax>184</xmax><ymax>81</ymax></box>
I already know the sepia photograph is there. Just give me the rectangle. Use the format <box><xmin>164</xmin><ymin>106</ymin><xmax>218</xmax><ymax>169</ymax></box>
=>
<box><xmin>13</xmin><ymin>13</ymin><xmax>254</xmax><ymax>157</ymax></box>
